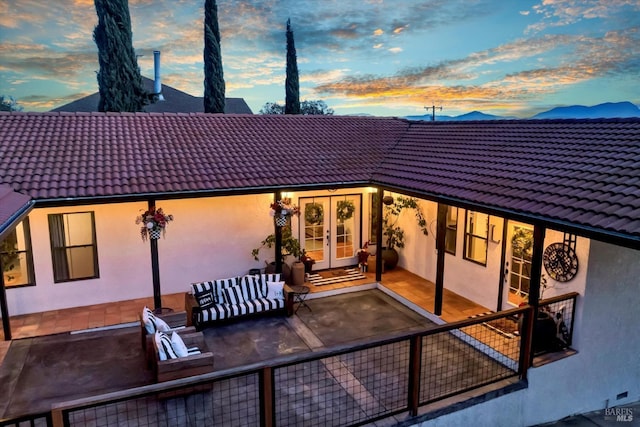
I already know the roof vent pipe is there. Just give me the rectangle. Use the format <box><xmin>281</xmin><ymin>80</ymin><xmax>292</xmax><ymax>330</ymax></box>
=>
<box><xmin>153</xmin><ymin>50</ymin><xmax>164</xmax><ymax>101</ymax></box>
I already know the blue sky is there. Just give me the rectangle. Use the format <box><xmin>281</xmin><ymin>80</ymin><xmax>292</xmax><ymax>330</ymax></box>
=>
<box><xmin>1</xmin><ymin>0</ymin><xmax>639</xmax><ymax>117</ymax></box>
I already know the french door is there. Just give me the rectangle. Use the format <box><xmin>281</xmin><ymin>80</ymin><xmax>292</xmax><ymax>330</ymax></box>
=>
<box><xmin>300</xmin><ymin>195</ymin><xmax>360</xmax><ymax>270</ymax></box>
<box><xmin>504</xmin><ymin>222</ymin><xmax>533</xmax><ymax>307</ymax></box>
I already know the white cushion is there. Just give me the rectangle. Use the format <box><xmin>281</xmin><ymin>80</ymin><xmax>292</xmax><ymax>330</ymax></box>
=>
<box><xmin>142</xmin><ymin>307</ymin><xmax>155</xmax><ymax>334</ymax></box>
<box><xmin>155</xmin><ymin>331</ymin><xmax>178</xmax><ymax>361</ymax></box>
<box><xmin>266</xmin><ymin>281</ymin><xmax>285</xmax><ymax>300</ymax></box>
<box><xmin>155</xmin><ymin>317</ymin><xmax>170</xmax><ymax>332</ymax></box>
<box><xmin>171</xmin><ymin>332</ymin><xmax>189</xmax><ymax>358</ymax></box>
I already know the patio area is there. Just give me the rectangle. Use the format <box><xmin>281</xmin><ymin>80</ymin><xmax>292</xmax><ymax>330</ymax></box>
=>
<box><xmin>0</xmin><ymin>268</ymin><xmax>489</xmax><ymax>364</ymax></box>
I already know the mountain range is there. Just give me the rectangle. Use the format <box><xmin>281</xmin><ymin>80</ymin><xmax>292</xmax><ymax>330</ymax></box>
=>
<box><xmin>405</xmin><ymin>102</ymin><xmax>640</xmax><ymax>121</ymax></box>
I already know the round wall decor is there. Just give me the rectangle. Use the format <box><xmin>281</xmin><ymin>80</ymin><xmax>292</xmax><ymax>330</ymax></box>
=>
<box><xmin>543</xmin><ymin>242</ymin><xmax>579</xmax><ymax>282</ymax></box>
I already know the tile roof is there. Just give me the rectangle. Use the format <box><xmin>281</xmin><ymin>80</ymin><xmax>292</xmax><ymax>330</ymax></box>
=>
<box><xmin>373</xmin><ymin>119</ymin><xmax>640</xmax><ymax>242</ymax></box>
<box><xmin>0</xmin><ymin>112</ymin><xmax>407</xmax><ymax>199</ymax></box>
<box><xmin>0</xmin><ymin>185</ymin><xmax>33</xmax><ymax>240</ymax></box>
<box><xmin>0</xmin><ymin>112</ymin><xmax>639</xmax><ymax>245</ymax></box>
<box><xmin>50</xmin><ymin>77</ymin><xmax>253</xmax><ymax>114</ymax></box>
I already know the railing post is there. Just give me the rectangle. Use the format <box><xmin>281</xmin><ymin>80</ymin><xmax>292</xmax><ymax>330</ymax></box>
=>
<box><xmin>51</xmin><ymin>408</ymin><xmax>66</xmax><ymax>427</ymax></box>
<box><xmin>260</xmin><ymin>366</ymin><xmax>274</xmax><ymax>427</ymax></box>
<box><xmin>408</xmin><ymin>335</ymin><xmax>422</xmax><ymax>416</ymax></box>
<box><xmin>518</xmin><ymin>306</ymin><xmax>534</xmax><ymax>380</ymax></box>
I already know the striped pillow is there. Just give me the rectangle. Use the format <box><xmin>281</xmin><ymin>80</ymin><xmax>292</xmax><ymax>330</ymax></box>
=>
<box><xmin>239</xmin><ymin>275</ymin><xmax>263</xmax><ymax>301</ymax></box>
<box><xmin>223</xmin><ymin>285</ymin><xmax>246</xmax><ymax>305</ymax></box>
<box><xmin>155</xmin><ymin>331</ymin><xmax>178</xmax><ymax>361</ymax></box>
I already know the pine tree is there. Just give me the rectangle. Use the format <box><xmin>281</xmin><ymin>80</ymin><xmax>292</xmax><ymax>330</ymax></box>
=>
<box><xmin>204</xmin><ymin>0</ymin><xmax>226</xmax><ymax>113</ymax></box>
<box><xmin>93</xmin><ymin>0</ymin><xmax>147</xmax><ymax>112</ymax></box>
<box><xmin>285</xmin><ymin>19</ymin><xmax>300</xmax><ymax>115</ymax></box>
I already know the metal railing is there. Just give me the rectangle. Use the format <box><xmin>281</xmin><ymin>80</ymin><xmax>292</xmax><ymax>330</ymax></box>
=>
<box><xmin>534</xmin><ymin>292</ymin><xmax>579</xmax><ymax>355</ymax></box>
<box><xmin>44</xmin><ymin>306</ymin><xmax>531</xmax><ymax>427</ymax></box>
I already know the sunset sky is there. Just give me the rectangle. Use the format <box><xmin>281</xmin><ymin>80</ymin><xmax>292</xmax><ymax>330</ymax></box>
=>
<box><xmin>1</xmin><ymin>0</ymin><xmax>639</xmax><ymax>117</ymax></box>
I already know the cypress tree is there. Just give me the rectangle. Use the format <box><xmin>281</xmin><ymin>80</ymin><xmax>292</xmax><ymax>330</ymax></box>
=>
<box><xmin>93</xmin><ymin>0</ymin><xmax>147</xmax><ymax>112</ymax></box>
<box><xmin>285</xmin><ymin>19</ymin><xmax>300</xmax><ymax>115</ymax></box>
<box><xmin>203</xmin><ymin>0</ymin><xmax>226</xmax><ymax>113</ymax></box>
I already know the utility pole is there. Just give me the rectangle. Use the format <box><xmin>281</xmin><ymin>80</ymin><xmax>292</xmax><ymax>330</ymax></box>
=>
<box><xmin>424</xmin><ymin>104</ymin><xmax>443</xmax><ymax>121</ymax></box>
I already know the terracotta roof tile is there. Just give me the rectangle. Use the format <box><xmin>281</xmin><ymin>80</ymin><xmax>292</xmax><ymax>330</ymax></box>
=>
<box><xmin>374</xmin><ymin>119</ymin><xmax>640</xmax><ymax>240</ymax></box>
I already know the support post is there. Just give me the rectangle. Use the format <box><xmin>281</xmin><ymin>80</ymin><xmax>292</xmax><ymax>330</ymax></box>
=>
<box><xmin>527</xmin><ymin>224</ymin><xmax>545</xmax><ymax>363</ymax></box>
<box><xmin>434</xmin><ymin>204</ymin><xmax>447</xmax><ymax>316</ymax></box>
<box><xmin>148</xmin><ymin>200</ymin><xmax>162</xmax><ymax>311</ymax></box>
<box><xmin>274</xmin><ymin>191</ymin><xmax>283</xmax><ymax>274</ymax></box>
<box><xmin>0</xmin><ymin>258</ymin><xmax>11</xmax><ymax>340</ymax></box>
<box><xmin>375</xmin><ymin>187</ymin><xmax>384</xmax><ymax>282</ymax></box>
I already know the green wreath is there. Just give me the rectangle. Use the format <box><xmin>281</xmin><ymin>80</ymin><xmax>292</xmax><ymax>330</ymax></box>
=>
<box><xmin>305</xmin><ymin>202</ymin><xmax>324</xmax><ymax>225</ymax></box>
<box><xmin>337</xmin><ymin>200</ymin><xmax>356</xmax><ymax>221</ymax></box>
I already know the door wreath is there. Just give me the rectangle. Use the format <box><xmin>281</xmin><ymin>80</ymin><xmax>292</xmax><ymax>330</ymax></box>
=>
<box><xmin>337</xmin><ymin>200</ymin><xmax>355</xmax><ymax>221</ymax></box>
<box><xmin>305</xmin><ymin>203</ymin><xmax>324</xmax><ymax>225</ymax></box>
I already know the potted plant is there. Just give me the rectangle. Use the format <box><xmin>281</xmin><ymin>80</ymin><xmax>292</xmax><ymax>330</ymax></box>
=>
<box><xmin>300</xmin><ymin>250</ymin><xmax>315</xmax><ymax>274</ymax></box>
<box><xmin>135</xmin><ymin>206</ymin><xmax>174</xmax><ymax>241</ymax></box>
<box><xmin>381</xmin><ymin>195</ymin><xmax>428</xmax><ymax>270</ymax></box>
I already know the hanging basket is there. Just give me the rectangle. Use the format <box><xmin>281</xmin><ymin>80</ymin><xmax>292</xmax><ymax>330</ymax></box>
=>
<box><xmin>275</xmin><ymin>215</ymin><xmax>288</xmax><ymax>227</ymax></box>
<box><xmin>149</xmin><ymin>228</ymin><xmax>162</xmax><ymax>240</ymax></box>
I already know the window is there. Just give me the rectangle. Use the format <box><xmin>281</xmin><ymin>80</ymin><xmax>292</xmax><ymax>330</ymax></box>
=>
<box><xmin>464</xmin><ymin>211</ymin><xmax>489</xmax><ymax>265</ymax></box>
<box><xmin>1</xmin><ymin>218</ymin><xmax>35</xmax><ymax>288</ymax></box>
<box><xmin>49</xmin><ymin>212</ymin><xmax>99</xmax><ymax>282</ymax></box>
<box><xmin>444</xmin><ymin>206</ymin><xmax>458</xmax><ymax>254</ymax></box>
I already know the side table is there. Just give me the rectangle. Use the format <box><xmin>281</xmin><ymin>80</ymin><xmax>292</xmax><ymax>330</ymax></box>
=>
<box><xmin>290</xmin><ymin>285</ymin><xmax>311</xmax><ymax>314</ymax></box>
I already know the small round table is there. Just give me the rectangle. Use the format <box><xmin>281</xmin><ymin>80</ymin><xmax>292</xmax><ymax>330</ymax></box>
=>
<box><xmin>290</xmin><ymin>285</ymin><xmax>311</xmax><ymax>314</ymax></box>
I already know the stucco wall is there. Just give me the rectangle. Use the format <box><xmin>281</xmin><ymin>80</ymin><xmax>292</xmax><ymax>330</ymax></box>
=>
<box><xmin>4</xmin><ymin>194</ymin><xmax>275</xmax><ymax>316</ymax></box>
<box><xmin>415</xmin><ymin>240</ymin><xmax>640</xmax><ymax>426</ymax></box>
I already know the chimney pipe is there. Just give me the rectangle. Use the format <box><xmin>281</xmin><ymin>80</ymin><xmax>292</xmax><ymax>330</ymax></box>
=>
<box><xmin>153</xmin><ymin>50</ymin><xmax>164</xmax><ymax>101</ymax></box>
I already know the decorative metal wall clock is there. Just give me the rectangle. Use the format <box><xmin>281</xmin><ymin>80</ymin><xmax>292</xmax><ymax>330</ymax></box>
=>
<box><xmin>543</xmin><ymin>237</ymin><xmax>579</xmax><ymax>282</ymax></box>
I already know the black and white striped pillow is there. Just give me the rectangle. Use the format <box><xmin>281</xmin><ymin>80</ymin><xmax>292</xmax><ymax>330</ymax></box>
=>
<box><xmin>222</xmin><ymin>285</ymin><xmax>246</xmax><ymax>305</ymax></box>
<box><xmin>155</xmin><ymin>331</ymin><xmax>178</xmax><ymax>361</ymax></box>
<box><xmin>239</xmin><ymin>275</ymin><xmax>263</xmax><ymax>301</ymax></box>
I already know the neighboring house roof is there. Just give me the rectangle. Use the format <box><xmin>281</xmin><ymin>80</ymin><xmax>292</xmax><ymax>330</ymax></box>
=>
<box><xmin>0</xmin><ymin>185</ymin><xmax>33</xmax><ymax>241</ymax></box>
<box><xmin>0</xmin><ymin>112</ymin><xmax>639</xmax><ymax>248</ymax></box>
<box><xmin>50</xmin><ymin>77</ymin><xmax>253</xmax><ymax>114</ymax></box>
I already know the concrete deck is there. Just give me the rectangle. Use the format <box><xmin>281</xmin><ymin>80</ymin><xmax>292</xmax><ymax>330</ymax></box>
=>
<box><xmin>0</xmin><ymin>289</ymin><xmax>435</xmax><ymax>419</ymax></box>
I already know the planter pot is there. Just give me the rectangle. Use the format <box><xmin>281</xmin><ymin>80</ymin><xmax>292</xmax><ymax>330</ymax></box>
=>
<box><xmin>149</xmin><ymin>229</ymin><xmax>162</xmax><ymax>240</ymax></box>
<box><xmin>301</xmin><ymin>258</ymin><xmax>315</xmax><ymax>274</ymax></box>
<box><xmin>381</xmin><ymin>248</ymin><xmax>399</xmax><ymax>270</ymax></box>
<box><xmin>265</xmin><ymin>261</ymin><xmax>291</xmax><ymax>282</ymax></box>
<box><xmin>291</xmin><ymin>261</ymin><xmax>305</xmax><ymax>286</ymax></box>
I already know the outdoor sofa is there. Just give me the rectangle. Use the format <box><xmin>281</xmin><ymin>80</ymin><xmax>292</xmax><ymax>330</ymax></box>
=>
<box><xmin>185</xmin><ymin>273</ymin><xmax>294</xmax><ymax>330</ymax></box>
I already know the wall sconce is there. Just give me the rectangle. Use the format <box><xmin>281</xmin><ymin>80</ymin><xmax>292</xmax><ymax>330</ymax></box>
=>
<box><xmin>383</xmin><ymin>195</ymin><xmax>394</xmax><ymax>205</ymax></box>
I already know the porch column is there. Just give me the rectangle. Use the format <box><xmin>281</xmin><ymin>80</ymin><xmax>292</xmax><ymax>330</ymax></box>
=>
<box><xmin>528</xmin><ymin>224</ymin><xmax>545</xmax><ymax>306</ymax></box>
<box><xmin>0</xmin><ymin>259</ymin><xmax>11</xmax><ymax>340</ymax></box>
<box><xmin>148</xmin><ymin>200</ymin><xmax>162</xmax><ymax>311</ymax></box>
<box><xmin>526</xmin><ymin>224</ymin><xmax>546</xmax><ymax>363</ymax></box>
<box><xmin>434</xmin><ymin>203</ymin><xmax>447</xmax><ymax>316</ymax></box>
<box><xmin>374</xmin><ymin>187</ymin><xmax>384</xmax><ymax>282</ymax></box>
<box><xmin>274</xmin><ymin>191</ymin><xmax>283</xmax><ymax>274</ymax></box>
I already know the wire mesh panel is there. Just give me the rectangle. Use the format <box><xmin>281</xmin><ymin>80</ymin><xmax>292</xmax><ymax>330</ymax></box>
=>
<box><xmin>420</xmin><ymin>320</ymin><xmax>521</xmax><ymax>404</ymax></box>
<box><xmin>0</xmin><ymin>414</ymin><xmax>51</xmax><ymax>427</ymax></box>
<box><xmin>528</xmin><ymin>293</ymin><xmax>579</xmax><ymax>356</ymax></box>
<box><xmin>66</xmin><ymin>374</ymin><xmax>260</xmax><ymax>427</ymax></box>
<box><xmin>274</xmin><ymin>340</ymin><xmax>410</xmax><ymax>426</ymax></box>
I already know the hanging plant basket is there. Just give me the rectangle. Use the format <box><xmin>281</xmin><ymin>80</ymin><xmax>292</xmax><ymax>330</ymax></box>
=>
<box><xmin>275</xmin><ymin>215</ymin><xmax>288</xmax><ymax>227</ymax></box>
<box><xmin>336</xmin><ymin>200</ymin><xmax>355</xmax><ymax>222</ymax></box>
<box><xmin>305</xmin><ymin>202</ymin><xmax>324</xmax><ymax>225</ymax></box>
